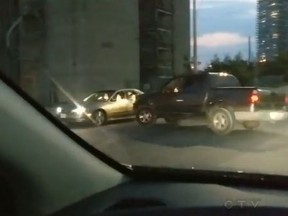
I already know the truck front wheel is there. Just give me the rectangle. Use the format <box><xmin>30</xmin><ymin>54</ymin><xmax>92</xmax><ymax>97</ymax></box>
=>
<box><xmin>136</xmin><ymin>107</ymin><xmax>156</xmax><ymax>126</ymax></box>
<box><xmin>208</xmin><ymin>107</ymin><xmax>235</xmax><ymax>135</ymax></box>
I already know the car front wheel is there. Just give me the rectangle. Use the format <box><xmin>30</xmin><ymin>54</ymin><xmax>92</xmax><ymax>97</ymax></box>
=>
<box><xmin>136</xmin><ymin>107</ymin><xmax>156</xmax><ymax>126</ymax></box>
<box><xmin>92</xmin><ymin>110</ymin><xmax>107</xmax><ymax>126</ymax></box>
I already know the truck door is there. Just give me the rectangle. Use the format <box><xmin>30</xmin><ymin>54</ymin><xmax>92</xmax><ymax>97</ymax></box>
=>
<box><xmin>172</xmin><ymin>75</ymin><xmax>207</xmax><ymax>114</ymax></box>
<box><xmin>157</xmin><ymin>77</ymin><xmax>186</xmax><ymax>114</ymax></box>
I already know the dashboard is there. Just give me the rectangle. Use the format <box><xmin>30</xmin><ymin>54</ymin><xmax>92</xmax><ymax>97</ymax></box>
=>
<box><xmin>53</xmin><ymin>181</ymin><xmax>288</xmax><ymax>216</ymax></box>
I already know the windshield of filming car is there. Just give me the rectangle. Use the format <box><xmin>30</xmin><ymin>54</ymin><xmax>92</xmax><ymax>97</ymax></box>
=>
<box><xmin>2</xmin><ymin>0</ymin><xmax>288</xmax><ymax>177</ymax></box>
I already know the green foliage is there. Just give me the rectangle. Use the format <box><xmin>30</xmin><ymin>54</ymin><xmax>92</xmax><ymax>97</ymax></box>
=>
<box><xmin>205</xmin><ymin>52</ymin><xmax>254</xmax><ymax>86</ymax></box>
<box><xmin>255</xmin><ymin>52</ymin><xmax>288</xmax><ymax>87</ymax></box>
<box><xmin>257</xmin><ymin>52</ymin><xmax>288</xmax><ymax>77</ymax></box>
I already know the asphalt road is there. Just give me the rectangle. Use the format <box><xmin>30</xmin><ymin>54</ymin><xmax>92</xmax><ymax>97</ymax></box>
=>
<box><xmin>72</xmin><ymin>119</ymin><xmax>288</xmax><ymax>175</ymax></box>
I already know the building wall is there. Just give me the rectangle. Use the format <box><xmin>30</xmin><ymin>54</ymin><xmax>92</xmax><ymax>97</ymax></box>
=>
<box><xmin>138</xmin><ymin>0</ymin><xmax>190</xmax><ymax>91</ymax></box>
<box><xmin>19</xmin><ymin>0</ymin><xmax>46</xmax><ymax>102</ymax></box>
<box><xmin>173</xmin><ymin>0</ymin><xmax>191</xmax><ymax>75</ymax></box>
<box><xmin>0</xmin><ymin>0</ymin><xmax>20</xmax><ymax>83</ymax></box>
<box><xmin>257</xmin><ymin>0</ymin><xmax>288</xmax><ymax>61</ymax></box>
<box><xmin>18</xmin><ymin>0</ymin><xmax>190</xmax><ymax>104</ymax></box>
<box><xmin>45</xmin><ymin>0</ymin><xmax>140</xmax><ymax>102</ymax></box>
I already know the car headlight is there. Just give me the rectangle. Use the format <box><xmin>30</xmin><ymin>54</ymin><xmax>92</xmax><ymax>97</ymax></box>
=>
<box><xmin>72</xmin><ymin>106</ymin><xmax>86</xmax><ymax>115</ymax></box>
<box><xmin>56</xmin><ymin>107</ymin><xmax>62</xmax><ymax>114</ymax></box>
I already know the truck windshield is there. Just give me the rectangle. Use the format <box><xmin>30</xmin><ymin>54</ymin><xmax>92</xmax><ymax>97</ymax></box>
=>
<box><xmin>209</xmin><ymin>74</ymin><xmax>240</xmax><ymax>87</ymax></box>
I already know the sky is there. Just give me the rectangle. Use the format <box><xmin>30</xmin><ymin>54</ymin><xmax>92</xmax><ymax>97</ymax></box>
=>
<box><xmin>190</xmin><ymin>0</ymin><xmax>257</xmax><ymax>67</ymax></box>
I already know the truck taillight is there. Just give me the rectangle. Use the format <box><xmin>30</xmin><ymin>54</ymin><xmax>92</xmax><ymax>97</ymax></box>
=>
<box><xmin>285</xmin><ymin>96</ymin><xmax>288</xmax><ymax>104</ymax></box>
<box><xmin>250</xmin><ymin>90</ymin><xmax>259</xmax><ymax>103</ymax></box>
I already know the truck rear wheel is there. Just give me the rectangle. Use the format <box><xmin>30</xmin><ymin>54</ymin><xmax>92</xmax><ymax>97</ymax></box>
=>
<box><xmin>208</xmin><ymin>107</ymin><xmax>235</xmax><ymax>135</ymax></box>
<box><xmin>243</xmin><ymin>121</ymin><xmax>260</xmax><ymax>130</ymax></box>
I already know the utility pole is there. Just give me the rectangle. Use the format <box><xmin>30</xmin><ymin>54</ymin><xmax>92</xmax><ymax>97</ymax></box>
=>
<box><xmin>192</xmin><ymin>0</ymin><xmax>198</xmax><ymax>73</ymax></box>
<box><xmin>248</xmin><ymin>36</ymin><xmax>251</xmax><ymax>64</ymax></box>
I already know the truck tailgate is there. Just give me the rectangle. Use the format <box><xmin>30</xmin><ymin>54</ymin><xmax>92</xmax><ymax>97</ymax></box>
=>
<box><xmin>257</xmin><ymin>88</ymin><xmax>287</xmax><ymax>110</ymax></box>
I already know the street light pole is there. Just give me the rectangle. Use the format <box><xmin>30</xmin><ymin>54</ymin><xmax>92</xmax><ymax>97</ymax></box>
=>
<box><xmin>192</xmin><ymin>0</ymin><xmax>198</xmax><ymax>73</ymax></box>
<box><xmin>6</xmin><ymin>16</ymin><xmax>23</xmax><ymax>48</ymax></box>
<box><xmin>248</xmin><ymin>36</ymin><xmax>251</xmax><ymax>64</ymax></box>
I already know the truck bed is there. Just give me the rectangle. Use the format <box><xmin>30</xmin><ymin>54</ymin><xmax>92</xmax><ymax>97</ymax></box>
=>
<box><xmin>210</xmin><ymin>86</ymin><xmax>287</xmax><ymax>111</ymax></box>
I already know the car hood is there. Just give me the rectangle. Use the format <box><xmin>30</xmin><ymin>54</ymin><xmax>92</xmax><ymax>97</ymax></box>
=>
<box><xmin>53</xmin><ymin>102</ymin><xmax>76</xmax><ymax>111</ymax></box>
<box><xmin>55</xmin><ymin>101</ymin><xmax>105</xmax><ymax>112</ymax></box>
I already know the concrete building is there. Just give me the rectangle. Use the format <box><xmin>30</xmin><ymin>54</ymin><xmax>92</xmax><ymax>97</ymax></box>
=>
<box><xmin>257</xmin><ymin>0</ymin><xmax>288</xmax><ymax>61</ymax></box>
<box><xmin>139</xmin><ymin>0</ymin><xmax>191</xmax><ymax>90</ymax></box>
<box><xmin>18</xmin><ymin>0</ymin><xmax>190</xmax><ymax>105</ymax></box>
<box><xmin>18</xmin><ymin>0</ymin><xmax>46</xmax><ymax>101</ymax></box>
<box><xmin>0</xmin><ymin>0</ymin><xmax>20</xmax><ymax>83</ymax></box>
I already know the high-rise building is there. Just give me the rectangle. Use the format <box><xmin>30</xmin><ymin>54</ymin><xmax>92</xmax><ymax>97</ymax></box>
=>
<box><xmin>139</xmin><ymin>0</ymin><xmax>190</xmax><ymax>90</ymax></box>
<box><xmin>257</xmin><ymin>0</ymin><xmax>288</xmax><ymax>61</ymax></box>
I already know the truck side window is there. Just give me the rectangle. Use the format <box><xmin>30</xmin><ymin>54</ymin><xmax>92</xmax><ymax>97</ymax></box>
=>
<box><xmin>184</xmin><ymin>77</ymin><xmax>203</xmax><ymax>93</ymax></box>
<box><xmin>163</xmin><ymin>78</ymin><xmax>185</xmax><ymax>93</ymax></box>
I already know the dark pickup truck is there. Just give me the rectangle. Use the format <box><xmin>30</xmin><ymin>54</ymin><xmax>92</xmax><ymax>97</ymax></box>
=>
<box><xmin>134</xmin><ymin>72</ymin><xmax>288</xmax><ymax>135</ymax></box>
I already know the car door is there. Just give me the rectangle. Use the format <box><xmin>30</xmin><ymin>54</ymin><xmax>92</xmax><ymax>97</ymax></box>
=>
<box><xmin>125</xmin><ymin>90</ymin><xmax>142</xmax><ymax>116</ymax></box>
<box><xmin>108</xmin><ymin>90</ymin><xmax>130</xmax><ymax>118</ymax></box>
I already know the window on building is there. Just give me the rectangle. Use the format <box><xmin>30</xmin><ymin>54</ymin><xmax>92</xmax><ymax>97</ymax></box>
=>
<box><xmin>261</xmin><ymin>10</ymin><xmax>266</xmax><ymax>15</ymax></box>
<box><xmin>271</xmin><ymin>11</ymin><xmax>279</xmax><ymax>18</ymax></box>
<box><xmin>272</xmin><ymin>33</ymin><xmax>279</xmax><ymax>39</ymax></box>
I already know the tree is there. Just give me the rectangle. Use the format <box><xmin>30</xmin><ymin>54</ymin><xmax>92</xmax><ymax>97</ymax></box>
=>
<box><xmin>234</xmin><ymin>52</ymin><xmax>243</xmax><ymax>62</ymax></box>
<box><xmin>258</xmin><ymin>52</ymin><xmax>288</xmax><ymax>77</ymax></box>
<box><xmin>206</xmin><ymin>53</ymin><xmax>254</xmax><ymax>86</ymax></box>
<box><xmin>209</xmin><ymin>54</ymin><xmax>222</xmax><ymax>72</ymax></box>
<box><xmin>223</xmin><ymin>54</ymin><xmax>232</xmax><ymax>64</ymax></box>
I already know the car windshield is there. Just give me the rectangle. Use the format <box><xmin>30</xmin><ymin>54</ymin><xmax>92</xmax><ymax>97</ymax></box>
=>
<box><xmin>2</xmin><ymin>0</ymin><xmax>288</xmax><ymax>178</ymax></box>
<box><xmin>83</xmin><ymin>91</ymin><xmax>115</xmax><ymax>102</ymax></box>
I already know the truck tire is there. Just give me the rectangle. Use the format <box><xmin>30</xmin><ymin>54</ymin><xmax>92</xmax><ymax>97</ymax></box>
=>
<box><xmin>243</xmin><ymin>121</ymin><xmax>260</xmax><ymax>130</ymax></box>
<box><xmin>136</xmin><ymin>107</ymin><xmax>156</xmax><ymax>126</ymax></box>
<box><xmin>208</xmin><ymin>107</ymin><xmax>235</xmax><ymax>135</ymax></box>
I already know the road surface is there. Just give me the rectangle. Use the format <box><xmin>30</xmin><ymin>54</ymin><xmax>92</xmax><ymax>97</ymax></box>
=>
<box><xmin>72</xmin><ymin>119</ymin><xmax>288</xmax><ymax>175</ymax></box>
